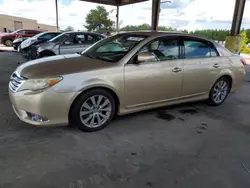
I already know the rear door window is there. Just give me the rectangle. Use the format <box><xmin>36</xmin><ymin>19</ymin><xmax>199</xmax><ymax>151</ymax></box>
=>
<box><xmin>25</xmin><ymin>30</ymin><xmax>39</xmax><ymax>35</ymax></box>
<box><xmin>183</xmin><ymin>38</ymin><xmax>220</xmax><ymax>58</ymax></box>
<box><xmin>184</xmin><ymin>40</ymin><xmax>210</xmax><ymax>58</ymax></box>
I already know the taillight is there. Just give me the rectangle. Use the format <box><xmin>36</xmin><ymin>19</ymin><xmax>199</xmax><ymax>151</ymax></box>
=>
<box><xmin>240</xmin><ymin>58</ymin><xmax>247</xmax><ymax>66</ymax></box>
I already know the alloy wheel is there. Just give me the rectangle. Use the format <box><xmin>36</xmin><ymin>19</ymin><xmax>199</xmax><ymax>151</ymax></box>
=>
<box><xmin>212</xmin><ymin>80</ymin><xmax>228</xmax><ymax>104</ymax></box>
<box><xmin>79</xmin><ymin>95</ymin><xmax>112</xmax><ymax>128</ymax></box>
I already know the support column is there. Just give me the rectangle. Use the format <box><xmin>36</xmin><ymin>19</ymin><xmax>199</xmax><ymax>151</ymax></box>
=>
<box><xmin>55</xmin><ymin>0</ymin><xmax>59</xmax><ymax>32</ymax></box>
<box><xmin>225</xmin><ymin>0</ymin><xmax>246</xmax><ymax>53</ymax></box>
<box><xmin>116</xmin><ymin>5</ymin><xmax>119</xmax><ymax>33</ymax></box>
<box><xmin>151</xmin><ymin>0</ymin><xmax>161</xmax><ymax>31</ymax></box>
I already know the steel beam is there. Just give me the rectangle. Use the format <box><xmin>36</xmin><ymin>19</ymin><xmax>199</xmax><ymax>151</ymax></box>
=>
<box><xmin>231</xmin><ymin>0</ymin><xmax>246</xmax><ymax>35</ymax></box>
<box><xmin>151</xmin><ymin>0</ymin><xmax>161</xmax><ymax>31</ymax></box>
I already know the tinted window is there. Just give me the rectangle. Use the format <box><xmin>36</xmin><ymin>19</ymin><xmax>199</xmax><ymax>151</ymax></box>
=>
<box><xmin>25</xmin><ymin>30</ymin><xmax>39</xmax><ymax>35</ymax></box>
<box><xmin>63</xmin><ymin>34</ymin><xmax>86</xmax><ymax>45</ymax></box>
<box><xmin>75</xmin><ymin>34</ymin><xmax>86</xmax><ymax>44</ymax></box>
<box><xmin>140</xmin><ymin>38</ymin><xmax>179</xmax><ymax>61</ymax></box>
<box><xmin>17</xmin><ymin>30</ymin><xmax>25</xmax><ymax>35</ymax></box>
<box><xmin>184</xmin><ymin>40</ymin><xmax>210</xmax><ymax>58</ymax></box>
<box><xmin>42</xmin><ymin>33</ymin><xmax>59</xmax><ymax>40</ymax></box>
<box><xmin>50</xmin><ymin>33</ymin><xmax>70</xmax><ymax>43</ymax></box>
<box><xmin>85</xmin><ymin>35</ymin><xmax>104</xmax><ymax>45</ymax></box>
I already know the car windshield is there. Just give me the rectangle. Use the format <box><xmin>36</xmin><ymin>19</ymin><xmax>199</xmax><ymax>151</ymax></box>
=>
<box><xmin>82</xmin><ymin>34</ymin><xmax>147</xmax><ymax>62</ymax></box>
<box><xmin>49</xmin><ymin>33</ymin><xmax>70</xmax><ymax>43</ymax></box>
<box><xmin>32</xmin><ymin>32</ymin><xmax>47</xmax><ymax>39</ymax></box>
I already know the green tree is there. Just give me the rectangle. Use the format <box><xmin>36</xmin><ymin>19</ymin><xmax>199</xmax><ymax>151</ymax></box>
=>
<box><xmin>64</xmin><ymin>26</ymin><xmax>74</xmax><ymax>32</ymax></box>
<box><xmin>85</xmin><ymin>6</ymin><xmax>113</xmax><ymax>31</ymax></box>
<box><xmin>240</xmin><ymin>31</ymin><xmax>249</xmax><ymax>52</ymax></box>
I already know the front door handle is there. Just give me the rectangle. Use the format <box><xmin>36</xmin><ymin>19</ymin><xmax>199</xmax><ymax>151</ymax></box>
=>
<box><xmin>172</xmin><ymin>67</ymin><xmax>182</xmax><ymax>73</ymax></box>
<box><xmin>213</xmin><ymin>64</ymin><xmax>220</xmax><ymax>68</ymax></box>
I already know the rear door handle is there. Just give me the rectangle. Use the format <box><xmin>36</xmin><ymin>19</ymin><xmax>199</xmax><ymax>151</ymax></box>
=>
<box><xmin>213</xmin><ymin>64</ymin><xmax>220</xmax><ymax>68</ymax></box>
<box><xmin>172</xmin><ymin>67</ymin><xmax>182</xmax><ymax>73</ymax></box>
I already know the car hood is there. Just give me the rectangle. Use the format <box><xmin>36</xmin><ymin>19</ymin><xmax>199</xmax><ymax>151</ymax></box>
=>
<box><xmin>20</xmin><ymin>37</ymin><xmax>38</xmax><ymax>49</ymax></box>
<box><xmin>37</xmin><ymin>41</ymin><xmax>56</xmax><ymax>51</ymax></box>
<box><xmin>13</xmin><ymin>37</ymin><xmax>28</xmax><ymax>43</ymax></box>
<box><xmin>16</xmin><ymin>54</ymin><xmax>115</xmax><ymax>79</ymax></box>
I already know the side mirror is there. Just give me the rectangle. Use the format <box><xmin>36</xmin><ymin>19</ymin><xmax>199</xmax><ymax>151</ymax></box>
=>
<box><xmin>137</xmin><ymin>52</ymin><xmax>157</xmax><ymax>63</ymax></box>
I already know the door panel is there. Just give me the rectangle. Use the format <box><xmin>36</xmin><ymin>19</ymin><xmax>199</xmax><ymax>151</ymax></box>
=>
<box><xmin>124</xmin><ymin>59</ymin><xmax>183</xmax><ymax>107</ymax></box>
<box><xmin>59</xmin><ymin>34</ymin><xmax>91</xmax><ymax>55</ymax></box>
<box><xmin>181</xmin><ymin>38</ymin><xmax>225</xmax><ymax>96</ymax></box>
<box><xmin>182</xmin><ymin>58</ymin><xmax>215</xmax><ymax>96</ymax></box>
<box><xmin>59</xmin><ymin>44</ymin><xmax>83</xmax><ymax>54</ymax></box>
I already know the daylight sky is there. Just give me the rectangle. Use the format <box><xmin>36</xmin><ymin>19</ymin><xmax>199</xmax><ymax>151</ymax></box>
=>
<box><xmin>0</xmin><ymin>0</ymin><xmax>249</xmax><ymax>31</ymax></box>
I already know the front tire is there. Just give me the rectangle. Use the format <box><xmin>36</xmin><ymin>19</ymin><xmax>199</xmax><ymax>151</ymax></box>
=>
<box><xmin>208</xmin><ymin>77</ymin><xmax>230</xmax><ymax>106</ymax></box>
<box><xmin>70</xmin><ymin>89</ymin><xmax>116</xmax><ymax>132</ymax></box>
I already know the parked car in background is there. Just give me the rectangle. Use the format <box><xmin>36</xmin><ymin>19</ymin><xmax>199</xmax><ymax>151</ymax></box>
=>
<box><xmin>34</xmin><ymin>31</ymin><xmax>105</xmax><ymax>59</ymax></box>
<box><xmin>0</xmin><ymin>29</ymin><xmax>43</xmax><ymax>47</ymax></box>
<box><xmin>9</xmin><ymin>32</ymin><xmax>246</xmax><ymax>132</ymax></box>
<box><xmin>19</xmin><ymin>31</ymin><xmax>61</xmax><ymax>59</ymax></box>
<box><xmin>13</xmin><ymin>37</ymin><xmax>29</xmax><ymax>50</ymax></box>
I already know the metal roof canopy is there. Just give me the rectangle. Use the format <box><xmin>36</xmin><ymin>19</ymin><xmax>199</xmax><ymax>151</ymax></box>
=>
<box><xmin>79</xmin><ymin>0</ymin><xmax>148</xmax><ymax>6</ymax></box>
<box><xmin>79</xmin><ymin>0</ymin><xmax>149</xmax><ymax>33</ymax></box>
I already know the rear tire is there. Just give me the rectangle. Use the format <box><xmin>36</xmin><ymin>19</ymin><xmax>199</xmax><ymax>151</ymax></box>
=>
<box><xmin>208</xmin><ymin>77</ymin><xmax>230</xmax><ymax>106</ymax></box>
<box><xmin>69</xmin><ymin>89</ymin><xmax>116</xmax><ymax>132</ymax></box>
<box><xmin>4</xmin><ymin>39</ymin><xmax>13</xmax><ymax>47</ymax></box>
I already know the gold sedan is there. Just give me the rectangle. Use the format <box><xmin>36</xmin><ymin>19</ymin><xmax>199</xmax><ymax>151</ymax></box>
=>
<box><xmin>9</xmin><ymin>32</ymin><xmax>246</xmax><ymax>131</ymax></box>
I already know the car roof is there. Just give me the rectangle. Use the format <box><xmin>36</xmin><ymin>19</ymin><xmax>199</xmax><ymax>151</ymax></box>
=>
<box><xmin>116</xmin><ymin>31</ymin><xmax>216</xmax><ymax>44</ymax></box>
<box><xmin>16</xmin><ymin>29</ymin><xmax>45</xmax><ymax>32</ymax></box>
<box><xmin>40</xmin><ymin>31</ymin><xmax>61</xmax><ymax>34</ymax></box>
<box><xmin>64</xmin><ymin>31</ymin><xmax>105</xmax><ymax>37</ymax></box>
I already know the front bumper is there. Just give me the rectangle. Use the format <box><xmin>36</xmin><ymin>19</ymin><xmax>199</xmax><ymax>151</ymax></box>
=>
<box><xmin>9</xmin><ymin>88</ymin><xmax>77</xmax><ymax>126</ymax></box>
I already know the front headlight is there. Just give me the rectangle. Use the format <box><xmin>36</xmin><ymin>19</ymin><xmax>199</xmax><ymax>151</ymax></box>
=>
<box><xmin>18</xmin><ymin>77</ymin><xmax>62</xmax><ymax>91</ymax></box>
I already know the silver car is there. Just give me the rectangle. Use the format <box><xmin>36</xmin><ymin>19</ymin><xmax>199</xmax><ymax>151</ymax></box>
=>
<box><xmin>35</xmin><ymin>31</ymin><xmax>105</xmax><ymax>58</ymax></box>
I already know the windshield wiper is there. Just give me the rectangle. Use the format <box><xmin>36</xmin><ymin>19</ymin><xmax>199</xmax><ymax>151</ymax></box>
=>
<box><xmin>83</xmin><ymin>53</ymin><xmax>95</xmax><ymax>59</ymax></box>
<box><xmin>95</xmin><ymin>56</ymin><xmax>115</xmax><ymax>62</ymax></box>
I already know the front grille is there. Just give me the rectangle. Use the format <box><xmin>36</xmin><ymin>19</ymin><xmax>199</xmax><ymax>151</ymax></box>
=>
<box><xmin>9</xmin><ymin>71</ymin><xmax>26</xmax><ymax>92</ymax></box>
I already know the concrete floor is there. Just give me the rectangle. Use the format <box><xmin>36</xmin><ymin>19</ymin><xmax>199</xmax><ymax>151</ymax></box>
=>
<box><xmin>1</xmin><ymin>52</ymin><xmax>250</xmax><ymax>188</ymax></box>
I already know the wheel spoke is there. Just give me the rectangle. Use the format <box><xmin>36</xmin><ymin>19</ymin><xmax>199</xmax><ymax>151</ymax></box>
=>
<box><xmin>214</xmin><ymin>87</ymin><xmax>219</xmax><ymax>92</ymax></box>
<box><xmin>222</xmin><ymin>82</ymin><xmax>227</xmax><ymax>89</ymax></box>
<box><xmin>80</xmin><ymin>111</ymin><xmax>91</xmax><ymax>116</ymax></box>
<box><xmin>97</xmin><ymin>95</ymin><xmax>103</xmax><ymax>106</ymax></box>
<box><xmin>82</xmin><ymin>115</ymin><xmax>92</xmax><ymax>124</ymax></box>
<box><xmin>90</xmin><ymin>96</ymin><xmax>97</xmax><ymax>106</ymax></box>
<box><xmin>96</xmin><ymin>114</ymin><xmax>102</xmax><ymax>125</ymax></box>
<box><xmin>99</xmin><ymin>113</ymin><xmax>108</xmax><ymax>120</ymax></box>
<box><xmin>100</xmin><ymin>107</ymin><xmax>111</xmax><ymax>112</ymax></box>
<box><xmin>82</xmin><ymin>102</ymin><xmax>92</xmax><ymax>110</ymax></box>
<box><xmin>219</xmin><ymin>81</ymin><xmax>223</xmax><ymax>88</ymax></box>
<box><xmin>89</xmin><ymin>115</ymin><xmax>95</xmax><ymax>127</ymax></box>
<box><xmin>219</xmin><ymin>94</ymin><xmax>223</xmax><ymax>101</ymax></box>
<box><xmin>215</xmin><ymin>93</ymin><xmax>220</xmax><ymax>102</ymax></box>
<box><xmin>213</xmin><ymin>91</ymin><xmax>218</xmax><ymax>97</ymax></box>
<box><xmin>100</xmin><ymin>99</ymin><xmax>109</xmax><ymax>108</ymax></box>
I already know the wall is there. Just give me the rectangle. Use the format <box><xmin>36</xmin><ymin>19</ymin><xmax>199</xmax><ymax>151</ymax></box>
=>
<box><xmin>0</xmin><ymin>14</ymin><xmax>56</xmax><ymax>32</ymax></box>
